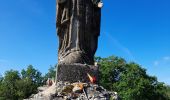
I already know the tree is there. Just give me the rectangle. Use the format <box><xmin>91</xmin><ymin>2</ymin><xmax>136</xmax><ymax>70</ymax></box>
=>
<box><xmin>166</xmin><ymin>85</ymin><xmax>170</xmax><ymax>98</ymax></box>
<box><xmin>18</xmin><ymin>65</ymin><xmax>43</xmax><ymax>99</ymax></box>
<box><xmin>96</xmin><ymin>56</ymin><xmax>170</xmax><ymax>100</ymax></box>
<box><xmin>0</xmin><ymin>74</ymin><xmax>3</xmax><ymax>82</ymax></box>
<box><xmin>0</xmin><ymin>75</ymin><xmax>4</xmax><ymax>100</ymax></box>
<box><xmin>0</xmin><ymin>70</ymin><xmax>20</xmax><ymax>100</ymax></box>
<box><xmin>21</xmin><ymin>65</ymin><xmax>43</xmax><ymax>86</ymax></box>
<box><xmin>0</xmin><ymin>65</ymin><xmax>44</xmax><ymax>100</ymax></box>
<box><xmin>0</xmin><ymin>74</ymin><xmax>2</xmax><ymax>84</ymax></box>
<box><xmin>15</xmin><ymin>78</ymin><xmax>37</xmax><ymax>99</ymax></box>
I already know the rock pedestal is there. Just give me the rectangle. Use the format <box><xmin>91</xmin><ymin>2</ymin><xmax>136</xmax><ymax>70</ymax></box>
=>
<box><xmin>56</xmin><ymin>64</ymin><xmax>99</xmax><ymax>83</ymax></box>
<box><xmin>24</xmin><ymin>82</ymin><xmax>118</xmax><ymax>100</ymax></box>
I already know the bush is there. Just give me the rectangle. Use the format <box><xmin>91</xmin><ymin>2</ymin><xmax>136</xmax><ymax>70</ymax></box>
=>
<box><xmin>0</xmin><ymin>65</ymin><xmax>43</xmax><ymax>100</ymax></box>
<box><xmin>96</xmin><ymin>56</ymin><xmax>170</xmax><ymax>100</ymax></box>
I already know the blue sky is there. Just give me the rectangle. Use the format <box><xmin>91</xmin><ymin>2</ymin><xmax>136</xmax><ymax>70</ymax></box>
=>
<box><xmin>0</xmin><ymin>0</ymin><xmax>170</xmax><ymax>85</ymax></box>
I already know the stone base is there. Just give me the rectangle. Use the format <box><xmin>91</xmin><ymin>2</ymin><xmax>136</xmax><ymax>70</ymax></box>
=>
<box><xmin>24</xmin><ymin>82</ymin><xmax>119</xmax><ymax>100</ymax></box>
<box><xmin>56</xmin><ymin>64</ymin><xmax>99</xmax><ymax>83</ymax></box>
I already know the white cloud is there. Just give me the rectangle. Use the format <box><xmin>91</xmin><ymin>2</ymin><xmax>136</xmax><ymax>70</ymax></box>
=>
<box><xmin>104</xmin><ymin>32</ymin><xmax>135</xmax><ymax>61</ymax></box>
<box><xmin>163</xmin><ymin>56</ymin><xmax>170</xmax><ymax>61</ymax></box>
<box><xmin>0</xmin><ymin>59</ymin><xmax>10</xmax><ymax>68</ymax></box>
<box><xmin>152</xmin><ymin>57</ymin><xmax>170</xmax><ymax>85</ymax></box>
<box><xmin>153</xmin><ymin>61</ymin><xmax>159</xmax><ymax>66</ymax></box>
<box><xmin>0</xmin><ymin>59</ymin><xmax>8</xmax><ymax>63</ymax></box>
<box><xmin>0</xmin><ymin>59</ymin><xmax>11</xmax><ymax>75</ymax></box>
<box><xmin>153</xmin><ymin>56</ymin><xmax>170</xmax><ymax>66</ymax></box>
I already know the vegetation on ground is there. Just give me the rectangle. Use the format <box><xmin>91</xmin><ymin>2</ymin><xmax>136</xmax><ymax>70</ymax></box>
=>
<box><xmin>96</xmin><ymin>56</ymin><xmax>170</xmax><ymax>100</ymax></box>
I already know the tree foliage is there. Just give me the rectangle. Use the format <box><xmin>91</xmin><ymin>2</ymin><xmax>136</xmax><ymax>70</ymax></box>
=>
<box><xmin>167</xmin><ymin>86</ymin><xmax>170</xmax><ymax>98</ymax></box>
<box><xmin>96</xmin><ymin>56</ymin><xmax>170</xmax><ymax>100</ymax></box>
<box><xmin>15</xmin><ymin>77</ymin><xmax>37</xmax><ymax>99</ymax></box>
<box><xmin>21</xmin><ymin>65</ymin><xmax>43</xmax><ymax>86</ymax></box>
<box><xmin>0</xmin><ymin>70</ymin><xmax>20</xmax><ymax>100</ymax></box>
<box><xmin>0</xmin><ymin>65</ymin><xmax>43</xmax><ymax>100</ymax></box>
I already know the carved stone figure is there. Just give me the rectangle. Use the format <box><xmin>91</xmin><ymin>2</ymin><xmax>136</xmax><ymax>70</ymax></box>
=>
<box><xmin>56</xmin><ymin>0</ymin><xmax>103</xmax><ymax>65</ymax></box>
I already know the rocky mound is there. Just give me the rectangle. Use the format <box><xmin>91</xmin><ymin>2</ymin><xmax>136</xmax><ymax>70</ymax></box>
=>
<box><xmin>25</xmin><ymin>81</ymin><xmax>118</xmax><ymax>100</ymax></box>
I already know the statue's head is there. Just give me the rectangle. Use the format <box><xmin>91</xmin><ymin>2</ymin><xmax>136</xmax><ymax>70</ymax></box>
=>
<box><xmin>97</xmin><ymin>2</ymin><xmax>103</xmax><ymax>8</ymax></box>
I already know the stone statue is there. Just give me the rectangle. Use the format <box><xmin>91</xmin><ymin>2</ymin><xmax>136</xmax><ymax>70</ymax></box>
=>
<box><xmin>56</xmin><ymin>0</ymin><xmax>103</xmax><ymax>65</ymax></box>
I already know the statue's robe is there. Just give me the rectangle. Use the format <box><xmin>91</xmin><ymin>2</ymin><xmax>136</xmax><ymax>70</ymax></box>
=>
<box><xmin>56</xmin><ymin>0</ymin><xmax>101</xmax><ymax>65</ymax></box>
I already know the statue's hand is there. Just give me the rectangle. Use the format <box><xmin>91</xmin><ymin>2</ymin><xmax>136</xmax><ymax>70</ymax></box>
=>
<box><xmin>58</xmin><ymin>0</ymin><xmax>66</xmax><ymax>4</ymax></box>
<box><xmin>97</xmin><ymin>2</ymin><xmax>103</xmax><ymax>8</ymax></box>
